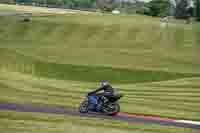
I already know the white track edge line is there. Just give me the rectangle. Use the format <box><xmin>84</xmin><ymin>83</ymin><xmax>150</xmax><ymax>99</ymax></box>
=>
<box><xmin>176</xmin><ymin>120</ymin><xmax>200</xmax><ymax>125</ymax></box>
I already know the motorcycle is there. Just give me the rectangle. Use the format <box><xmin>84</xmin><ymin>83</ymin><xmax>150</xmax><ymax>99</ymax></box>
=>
<box><xmin>79</xmin><ymin>93</ymin><xmax>123</xmax><ymax>115</ymax></box>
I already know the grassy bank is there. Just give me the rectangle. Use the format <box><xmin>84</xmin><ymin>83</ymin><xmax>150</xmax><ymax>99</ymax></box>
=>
<box><xmin>0</xmin><ymin>111</ymin><xmax>199</xmax><ymax>133</ymax></box>
<box><xmin>0</xmin><ymin>71</ymin><xmax>200</xmax><ymax>121</ymax></box>
<box><xmin>0</xmin><ymin>14</ymin><xmax>200</xmax><ymax>74</ymax></box>
<box><xmin>0</xmin><ymin>3</ymin><xmax>200</xmax><ymax>128</ymax></box>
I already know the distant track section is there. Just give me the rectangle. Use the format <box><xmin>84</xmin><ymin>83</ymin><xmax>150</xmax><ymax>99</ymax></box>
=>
<box><xmin>0</xmin><ymin>103</ymin><xmax>200</xmax><ymax>130</ymax></box>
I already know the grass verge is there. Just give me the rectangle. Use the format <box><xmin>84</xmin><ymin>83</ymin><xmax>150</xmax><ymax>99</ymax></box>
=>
<box><xmin>0</xmin><ymin>111</ymin><xmax>199</xmax><ymax>133</ymax></box>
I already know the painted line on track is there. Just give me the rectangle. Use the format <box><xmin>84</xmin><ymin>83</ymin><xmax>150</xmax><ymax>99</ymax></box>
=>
<box><xmin>118</xmin><ymin>112</ymin><xmax>200</xmax><ymax>126</ymax></box>
<box><xmin>176</xmin><ymin>120</ymin><xmax>200</xmax><ymax>126</ymax></box>
<box><xmin>118</xmin><ymin>112</ymin><xmax>175</xmax><ymax>122</ymax></box>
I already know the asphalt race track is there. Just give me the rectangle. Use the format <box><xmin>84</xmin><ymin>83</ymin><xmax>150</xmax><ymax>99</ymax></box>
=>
<box><xmin>0</xmin><ymin>103</ymin><xmax>200</xmax><ymax>130</ymax></box>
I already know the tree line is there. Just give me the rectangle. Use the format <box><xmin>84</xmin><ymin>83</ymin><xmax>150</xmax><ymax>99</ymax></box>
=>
<box><xmin>1</xmin><ymin>0</ymin><xmax>200</xmax><ymax>21</ymax></box>
<box><xmin>15</xmin><ymin>0</ymin><xmax>96</xmax><ymax>9</ymax></box>
<box><xmin>137</xmin><ymin>0</ymin><xmax>200</xmax><ymax>21</ymax></box>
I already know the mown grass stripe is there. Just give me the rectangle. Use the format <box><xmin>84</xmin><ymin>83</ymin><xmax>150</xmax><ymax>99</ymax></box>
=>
<box><xmin>123</xmin><ymin>95</ymin><xmax>200</xmax><ymax>103</ymax></box>
<box><xmin>119</xmin><ymin>88</ymin><xmax>200</xmax><ymax>93</ymax></box>
<box><xmin>121</xmin><ymin>100</ymin><xmax>200</xmax><ymax>112</ymax></box>
<box><xmin>122</xmin><ymin>92</ymin><xmax>200</xmax><ymax>97</ymax></box>
<box><xmin>0</xmin><ymin>84</ymin><xmax>82</xmax><ymax>101</ymax></box>
<box><xmin>0</xmin><ymin>48</ymin><xmax>199</xmax><ymax>84</ymax></box>
<box><xmin>122</xmin><ymin>98</ymin><xmax>200</xmax><ymax>109</ymax></box>
<box><xmin>149</xmin><ymin>85</ymin><xmax>200</xmax><ymax>89</ymax></box>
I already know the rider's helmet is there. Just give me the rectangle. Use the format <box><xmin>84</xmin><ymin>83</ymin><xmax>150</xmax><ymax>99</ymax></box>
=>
<box><xmin>100</xmin><ymin>80</ymin><xmax>110</xmax><ymax>88</ymax></box>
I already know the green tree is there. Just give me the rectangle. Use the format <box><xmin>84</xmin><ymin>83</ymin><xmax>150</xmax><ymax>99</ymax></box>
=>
<box><xmin>16</xmin><ymin>0</ymin><xmax>32</xmax><ymax>3</ymax></box>
<box><xmin>46</xmin><ymin>0</ymin><xmax>58</xmax><ymax>5</ymax></box>
<box><xmin>148</xmin><ymin>0</ymin><xmax>170</xmax><ymax>17</ymax></box>
<box><xmin>96</xmin><ymin>0</ymin><xmax>119</xmax><ymax>12</ymax></box>
<box><xmin>73</xmin><ymin>0</ymin><xmax>96</xmax><ymax>8</ymax></box>
<box><xmin>197</xmin><ymin>0</ymin><xmax>200</xmax><ymax>20</ymax></box>
<box><xmin>32</xmin><ymin>0</ymin><xmax>46</xmax><ymax>5</ymax></box>
<box><xmin>62</xmin><ymin>0</ymin><xmax>95</xmax><ymax>9</ymax></box>
<box><xmin>175</xmin><ymin>0</ymin><xmax>188</xmax><ymax>18</ymax></box>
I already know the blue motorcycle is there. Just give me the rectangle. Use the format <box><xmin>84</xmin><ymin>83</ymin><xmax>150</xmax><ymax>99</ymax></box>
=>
<box><xmin>79</xmin><ymin>93</ymin><xmax>123</xmax><ymax>115</ymax></box>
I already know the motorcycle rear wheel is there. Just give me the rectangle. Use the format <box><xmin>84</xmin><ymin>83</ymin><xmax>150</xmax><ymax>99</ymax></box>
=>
<box><xmin>79</xmin><ymin>100</ymin><xmax>89</xmax><ymax>113</ymax></box>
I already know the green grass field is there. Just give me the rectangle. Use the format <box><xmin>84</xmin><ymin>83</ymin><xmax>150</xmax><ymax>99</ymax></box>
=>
<box><xmin>0</xmin><ymin>3</ymin><xmax>200</xmax><ymax>133</ymax></box>
<box><xmin>1</xmin><ymin>111</ymin><xmax>199</xmax><ymax>133</ymax></box>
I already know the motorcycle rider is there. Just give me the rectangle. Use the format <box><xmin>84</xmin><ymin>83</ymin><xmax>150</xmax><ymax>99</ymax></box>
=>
<box><xmin>87</xmin><ymin>81</ymin><xmax>115</xmax><ymax>111</ymax></box>
<box><xmin>88</xmin><ymin>81</ymin><xmax>114</xmax><ymax>97</ymax></box>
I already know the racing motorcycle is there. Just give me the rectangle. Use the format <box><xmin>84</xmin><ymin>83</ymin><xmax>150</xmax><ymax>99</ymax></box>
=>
<box><xmin>79</xmin><ymin>93</ymin><xmax>123</xmax><ymax>115</ymax></box>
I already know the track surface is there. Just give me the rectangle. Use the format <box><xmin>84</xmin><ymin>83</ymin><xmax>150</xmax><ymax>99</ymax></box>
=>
<box><xmin>0</xmin><ymin>103</ymin><xmax>200</xmax><ymax>130</ymax></box>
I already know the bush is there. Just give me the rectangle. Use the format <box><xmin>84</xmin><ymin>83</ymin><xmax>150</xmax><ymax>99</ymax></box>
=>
<box><xmin>136</xmin><ymin>6</ymin><xmax>151</xmax><ymax>15</ymax></box>
<box><xmin>175</xmin><ymin>0</ymin><xmax>188</xmax><ymax>19</ymax></box>
<box><xmin>96</xmin><ymin>0</ymin><xmax>119</xmax><ymax>12</ymax></box>
<box><xmin>196</xmin><ymin>0</ymin><xmax>200</xmax><ymax>21</ymax></box>
<box><xmin>148</xmin><ymin>0</ymin><xmax>170</xmax><ymax>17</ymax></box>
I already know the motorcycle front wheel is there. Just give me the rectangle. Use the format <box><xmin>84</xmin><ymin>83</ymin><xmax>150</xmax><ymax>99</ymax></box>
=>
<box><xmin>103</xmin><ymin>103</ymin><xmax>120</xmax><ymax>115</ymax></box>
